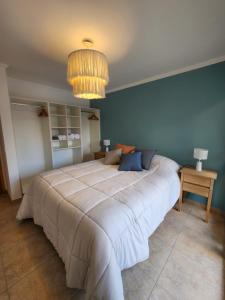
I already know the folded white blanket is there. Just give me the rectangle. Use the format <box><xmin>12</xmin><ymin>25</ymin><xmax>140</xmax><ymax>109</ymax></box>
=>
<box><xmin>17</xmin><ymin>155</ymin><xmax>180</xmax><ymax>300</ymax></box>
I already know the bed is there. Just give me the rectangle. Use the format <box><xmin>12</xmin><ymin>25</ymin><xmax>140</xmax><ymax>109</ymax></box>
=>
<box><xmin>17</xmin><ymin>155</ymin><xmax>180</xmax><ymax>300</ymax></box>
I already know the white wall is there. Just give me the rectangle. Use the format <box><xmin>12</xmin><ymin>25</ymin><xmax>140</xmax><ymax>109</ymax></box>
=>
<box><xmin>0</xmin><ymin>65</ymin><xmax>22</xmax><ymax>199</ymax></box>
<box><xmin>7</xmin><ymin>76</ymin><xmax>90</xmax><ymax>107</ymax></box>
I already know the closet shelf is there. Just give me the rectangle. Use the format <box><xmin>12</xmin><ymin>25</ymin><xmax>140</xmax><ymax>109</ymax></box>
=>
<box><xmin>51</xmin><ymin>127</ymin><xmax>67</xmax><ymax>129</ymax></box>
<box><xmin>51</xmin><ymin>140</ymin><xmax>68</xmax><ymax>142</ymax></box>
<box><xmin>53</xmin><ymin>147</ymin><xmax>69</xmax><ymax>151</ymax></box>
<box><xmin>68</xmin><ymin>127</ymin><xmax>80</xmax><ymax>129</ymax></box>
<box><xmin>69</xmin><ymin>146</ymin><xmax>81</xmax><ymax>149</ymax></box>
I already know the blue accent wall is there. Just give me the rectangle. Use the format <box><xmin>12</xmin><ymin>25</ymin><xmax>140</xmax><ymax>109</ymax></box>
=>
<box><xmin>92</xmin><ymin>62</ymin><xmax>225</xmax><ymax>211</ymax></box>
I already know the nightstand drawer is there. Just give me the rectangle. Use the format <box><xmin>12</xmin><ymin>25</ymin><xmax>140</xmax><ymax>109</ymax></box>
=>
<box><xmin>94</xmin><ymin>152</ymin><xmax>106</xmax><ymax>159</ymax></box>
<box><xmin>183</xmin><ymin>182</ymin><xmax>209</xmax><ymax>197</ymax></box>
<box><xmin>183</xmin><ymin>174</ymin><xmax>211</xmax><ymax>188</ymax></box>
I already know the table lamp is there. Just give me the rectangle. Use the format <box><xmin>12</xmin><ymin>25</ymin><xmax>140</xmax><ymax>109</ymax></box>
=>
<box><xmin>103</xmin><ymin>139</ymin><xmax>110</xmax><ymax>152</ymax></box>
<box><xmin>193</xmin><ymin>148</ymin><xmax>208</xmax><ymax>171</ymax></box>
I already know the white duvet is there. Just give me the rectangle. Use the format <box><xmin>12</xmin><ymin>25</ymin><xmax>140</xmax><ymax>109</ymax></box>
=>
<box><xmin>17</xmin><ymin>155</ymin><xmax>180</xmax><ymax>300</ymax></box>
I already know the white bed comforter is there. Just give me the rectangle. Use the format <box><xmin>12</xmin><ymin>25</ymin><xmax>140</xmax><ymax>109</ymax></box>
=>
<box><xmin>17</xmin><ymin>155</ymin><xmax>180</xmax><ymax>300</ymax></box>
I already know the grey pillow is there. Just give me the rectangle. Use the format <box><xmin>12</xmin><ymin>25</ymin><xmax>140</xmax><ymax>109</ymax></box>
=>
<box><xmin>136</xmin><ymin>149</ymin><xmax>156</xmax><ymax>170</ymax></box>
<box><xmin>104</xmin><ymin>149</ymin><xmax>122</xmax><ymax>165</ymax></box>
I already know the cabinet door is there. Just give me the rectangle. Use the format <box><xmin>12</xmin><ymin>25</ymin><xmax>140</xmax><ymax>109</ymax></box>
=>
<box><xmin>0</xmin><ymin>157</ymin><xmax>6</xmax><ymax>192</ymax></box>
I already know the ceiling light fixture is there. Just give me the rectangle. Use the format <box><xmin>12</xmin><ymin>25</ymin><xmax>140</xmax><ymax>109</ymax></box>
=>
<box><xmin>67</xmin><ymin>39</ymin><xmax>109</xmax><ymax>100</ymax></box>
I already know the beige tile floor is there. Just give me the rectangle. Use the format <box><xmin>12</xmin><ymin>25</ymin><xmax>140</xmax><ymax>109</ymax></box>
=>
<box><xmin>0</xmin><ymin>193</ymin><xmax>224</xmax><ymax>300</ymax></box>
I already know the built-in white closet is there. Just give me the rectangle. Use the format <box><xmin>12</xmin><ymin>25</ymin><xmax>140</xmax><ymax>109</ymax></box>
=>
<box><xmin>11</xmin><ymin>98</ymin><xmax>101</xmax><ymax>193</ymax></box>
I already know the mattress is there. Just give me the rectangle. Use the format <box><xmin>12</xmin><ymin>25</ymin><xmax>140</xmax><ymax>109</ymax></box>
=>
<box><xmin>17</xmin><ymin>155</ymin><xmax>180</xmax><ymax>300</ymax></box>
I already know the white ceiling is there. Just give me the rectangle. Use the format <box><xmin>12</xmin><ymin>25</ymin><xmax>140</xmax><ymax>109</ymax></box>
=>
<box><xmin>1</xmin><ymin>0</ymin><xmax>225</xmax><ymax>92</ymax></box>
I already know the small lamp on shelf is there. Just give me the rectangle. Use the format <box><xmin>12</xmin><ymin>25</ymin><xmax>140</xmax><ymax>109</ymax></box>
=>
<box><xmin>193</xmin><ymin>148</ymin><xmax>208</xmax><ymax>171</ymax></box>
<box><xmin>103</xmin><ymin>139</ymin><xmax>110</xmax><ymax>152</ymax></box>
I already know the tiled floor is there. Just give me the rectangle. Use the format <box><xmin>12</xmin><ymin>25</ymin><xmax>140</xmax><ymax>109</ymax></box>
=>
<box><xmin>0</xmin><ymin>193</ymin><xmax>224</xmax><ymax>300</ymax></box>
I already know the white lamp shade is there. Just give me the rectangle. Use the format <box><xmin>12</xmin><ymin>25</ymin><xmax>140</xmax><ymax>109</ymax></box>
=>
<box><xmin>67</xmin><ymin>49</ymin><xmax>109</xmax><ymax>99</ymax></box>
<box><xmin>103</xmin><ymin>139</ymin><xmax>110</xmax><ymax>146</ymax></box>
<box><xmin>193</xmin><ymin>148</ymin><xmax>208</xmax><ymax>160</ymax></box>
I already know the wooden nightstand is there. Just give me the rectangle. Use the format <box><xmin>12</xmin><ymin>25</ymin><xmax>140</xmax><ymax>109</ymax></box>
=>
<box><xmin>179</xmin><ymin>167</ymin><xmax>217</xmax><ymax>222</ymax></box>
<box><xmin>94</xmin><ymin>151</ymin><xmax>106</xmax><ymax>160</ymax></box>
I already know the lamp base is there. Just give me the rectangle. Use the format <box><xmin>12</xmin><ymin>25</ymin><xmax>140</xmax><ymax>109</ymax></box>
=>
<box><xmin>196</xmin><ymin>160</ymin><xmax>202</xmax><ymax>171</ymax></box>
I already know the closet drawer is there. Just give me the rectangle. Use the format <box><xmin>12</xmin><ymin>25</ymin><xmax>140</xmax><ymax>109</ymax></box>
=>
<box><xmin>182</xmin><ymin>182</ymin><xmax>209</xmax><ymax>197</ymax></box>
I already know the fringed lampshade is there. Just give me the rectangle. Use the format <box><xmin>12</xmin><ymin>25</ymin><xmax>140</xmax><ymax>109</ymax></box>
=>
<box><xmin>67</xmin><ymin>40</ymin><xmax>109</xmax><ymax>100</ymax></box>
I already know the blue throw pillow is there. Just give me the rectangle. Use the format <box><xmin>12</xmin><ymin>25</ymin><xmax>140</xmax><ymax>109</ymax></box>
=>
<box><xmin>118</xmin><ymin>152</ymin><xmax>142</xmax><ymax>171</ymax></box>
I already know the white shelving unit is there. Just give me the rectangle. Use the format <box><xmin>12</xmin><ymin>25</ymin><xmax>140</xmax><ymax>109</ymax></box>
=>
<box><xmin>49</xmin><ymin>103</ymin><xmax>83</xmax><ymax>168</ymax></box>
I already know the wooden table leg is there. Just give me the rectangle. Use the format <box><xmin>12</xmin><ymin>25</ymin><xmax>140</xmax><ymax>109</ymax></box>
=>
<box><xmin>206</xmin><ymin>193</ymin><xmax>212</xmax><ymax>223</ymax></box>
<box><xmin>178</xmin><ymin>192</ymin><xmax>183</xmax><ymax>211</ymax></box>
<box><xmin>206</xmin><ymin>180</ymin><xmax>214</xmax><ymax>223</ymax></box>
<box><xmin>178</xmin><ymin>173</ymin><xmax>183</xmax><ymax>211</ymax></box>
